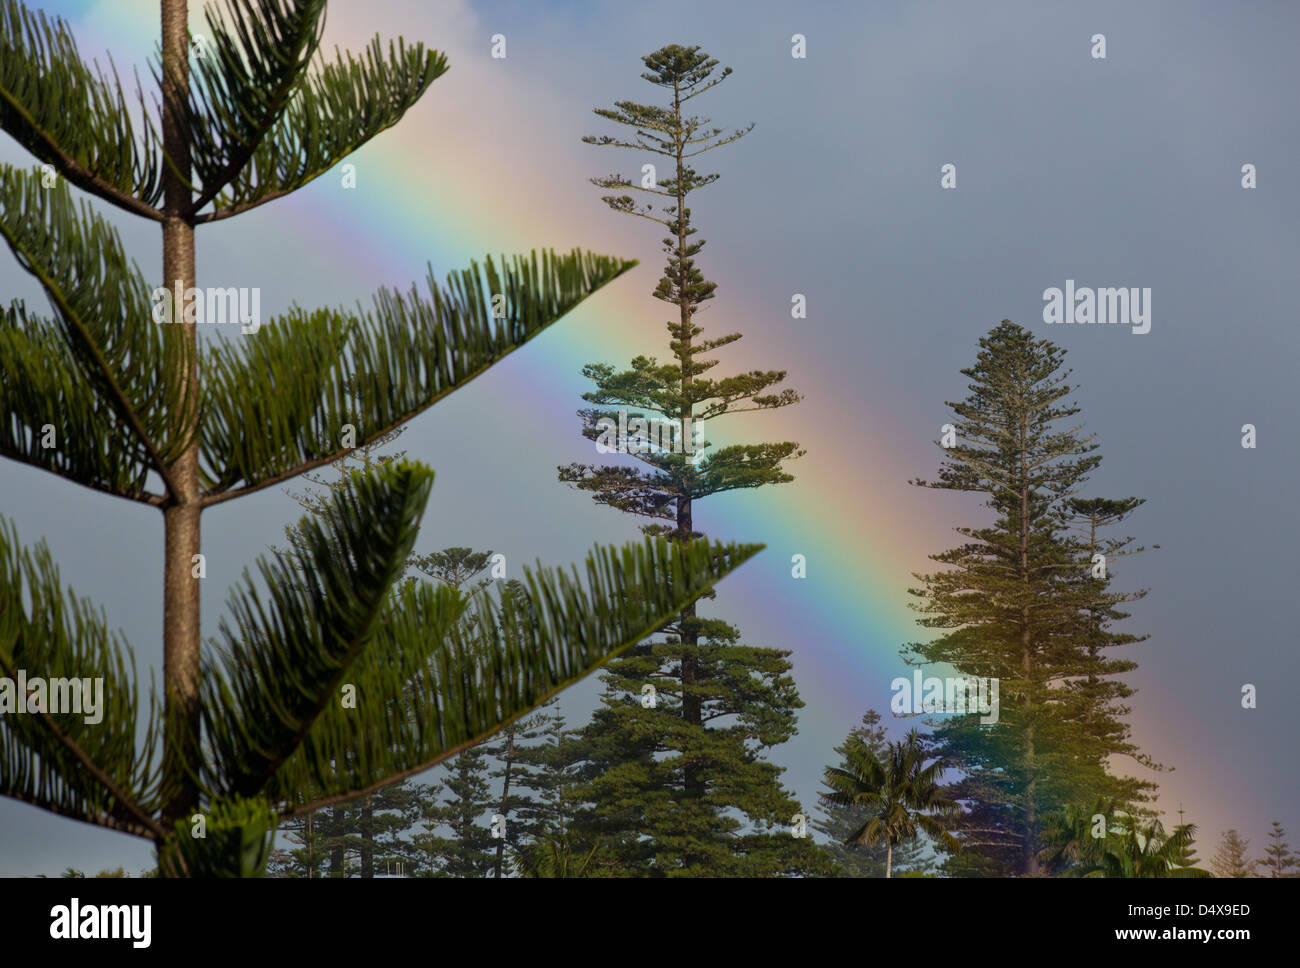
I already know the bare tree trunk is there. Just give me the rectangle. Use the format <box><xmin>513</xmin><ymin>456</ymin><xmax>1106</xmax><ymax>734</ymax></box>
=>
<box><xmin>160</xmin><ymin>0</ymin><xmax>202</xmax><ymax>849</ymax></box>
<box><xmin>330</xmin><ymin>807</ymin><xmax>345</xmax><ymax>876</ymax></box>
<box><xmin>361</xmin><ymin>795</ymin><xmax>374</xmax><ymax>877</ymax></box>
<box><xmin>494</xmin><ymin>730</ymin><xmax>516</xmax><ymax>878</ymax></box>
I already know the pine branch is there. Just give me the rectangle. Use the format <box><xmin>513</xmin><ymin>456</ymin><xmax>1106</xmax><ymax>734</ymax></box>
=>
<box><xmin>172</xmin><ymin>0</ymin><xmax>327</xmax><ymax>215</ymax></box>
<box><xmin>0</xmin><ymin>0</ymin><xmax>164</xmax><ymax>218</ymax></box>
<box><xmin>200</xmin><ymin>249</ymin><xmax>637</xmax><ymax>503</ymax></box>
<box><xmin>0</xmin><ymin>303</ymin><xmax>163</xmax><ymax>505</ymax></box>
<box><xmin>181</xmin><ymin>4</ymin><xmax>446</xmax><ymax>220</ymax></box>
<box><xmin>198</xmin><ymin>460</ymin><xmax>433</xmax><ymax>798</ymax></box>
<box><xmin>0</xmin><ymin>166</ymin><xmax>191</xmax><ymax>498</ymax></box>
<box><xmin>0</xmin><ymin>516</ymin><xmax>167</xmax><ymax>839</ymax></box>
<box><xmin>270</xmin><ymin>537</ymin><xmax>764</xmax><ymax>812</ymax></box>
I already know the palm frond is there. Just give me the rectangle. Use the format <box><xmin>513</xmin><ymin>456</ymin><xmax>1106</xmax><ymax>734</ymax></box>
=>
<box><xmin>1165</xmin><ymin>866</ymin><xmax>1212</xmax><ymax>878</ymax></box>
<box><xmin>915</xmin><ymin>812</ymin><xmax>961</xmax><ymax>853</ymax></box>
<box><xmin>516</xmin><ymin>834</ymin><xmax>602</xmax><ymax>878</ymax></box>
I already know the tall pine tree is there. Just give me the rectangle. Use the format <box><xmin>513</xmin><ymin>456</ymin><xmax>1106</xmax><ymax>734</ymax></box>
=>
<box><xmin>1211</xmin><ymin>829</ymin><xmax>1258</xmax><ymax>878</ymax></box>
<box><xmin>908</xmin><ymin>321</ymin><xmax>1156</xmax><ymax>876</ymax></box>
<box><xmin>420</xmin><ymin>746</ymin><xmax>495</xmax><ymax>877</ymax></box>
<box><xmin>557</xmin><ymin>44</ymin><xmax>821</xmax><ymax>876</ymax></box>
<box><xmin>0</xmin><ymin>1</ymin><xmax>762</xmax><ymax>875</ymax></box>
<box><xmin>510</xmin><ymin>704</ymin><xmax>588</xmax><ymax>865</ymax></box>
<box><xmin>1169</xmin><ymin>804</ymin><xmax>1202</xmax><ymax>870</ymax></box>
<box><xmin>482</xmin><ymin>710</ymin><xmax>548</xmax><ymax>877</ymax></box>
<box><xmin>1259</xmin><ymin>821</ymin><xmax>1299</xmax><ymax>878</ymax></box>
<box><xmin>1206</xmin><ymin>831</ymin><xmax>1258</xmax><ymax>878</ymax></box>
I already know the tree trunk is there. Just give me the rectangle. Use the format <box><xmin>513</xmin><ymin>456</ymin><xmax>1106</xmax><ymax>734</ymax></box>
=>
<box><xmin>886</xmin><ymin>842</ymin><xmax>893</xmax><ymax>879</ymax></box>
<box><xmin>330</xmin><ymin>806</ymin><xmax>345</xmax><ymax>876</ymax></box>
<box><xmin>1018</xmin><ymin>408</ymin><xmax>1039</xmax><ymax>876</ymax></box>
<box><xmin>494</xmin><ymin>730</ymin><xmax>515</xmax><ymax>878</ymax></box>
<box><xmin>361</xmin><ymin>795</ymin><xmax>374</xmax><ymax>878</ymax></box>
<box><xmin>159</xmin><ymin>0</ymin><xmax>202</xmax><ymax>849</ymax></box>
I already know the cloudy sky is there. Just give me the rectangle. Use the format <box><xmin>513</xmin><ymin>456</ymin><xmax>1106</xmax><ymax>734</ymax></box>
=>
<box><xmin>2</xmin><ymin>0</ymin><xmax>1297</xmax><ymax>875</ymax></box>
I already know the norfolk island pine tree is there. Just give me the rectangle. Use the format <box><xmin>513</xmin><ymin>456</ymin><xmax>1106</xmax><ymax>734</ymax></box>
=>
<box><xmin>0</xmin><ymin>1</ymin><xmax>763</xmax><ymax>876</ymax></box>
<box><xmin>556</xmin><ymin>44</ymin><xmax>826</xmax><ymax>876</ymax></box>
<box><xmin>907</xmin><ymin>321</ymin><xmax>1160</xmax><ymax>876</ymax></box>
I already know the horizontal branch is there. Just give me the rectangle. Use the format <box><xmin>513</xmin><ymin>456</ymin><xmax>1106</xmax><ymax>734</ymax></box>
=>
<box><xmin>0</xmin><ymin>789</ymin><xmax>157</xmax><ymax>841</ymax></box>
<box><xmin>0</xmin><ymin>450</ymin><xmax>164</xmax><ymax>507</ymax></box>
<box><xmin>0</xmin><ymin>87</ymin><xmax>164</xmax><ymax>223</ymax></box>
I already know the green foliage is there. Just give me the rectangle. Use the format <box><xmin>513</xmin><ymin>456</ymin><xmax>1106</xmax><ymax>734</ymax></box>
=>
<box><xmin>508</xmin><ymin>704</ymin><xmax>585</xmax><ymax>861</ymax></box>
<box><xmin>815</xmin><ymin>711</ymin><xmax>938</xmax><ymax>877</ymax></box>
<box><xmin>267</xmin><ymin>704</ymin><xmax>571</xmax><ymax>878</ymax></box>
<box><xmin>822</xmin><ymin>726</ymin><xmax>959</xmax><ymax>878</ymax></box>
<box><xmin>177</xmin><ymin>0</ymin><xmax>446</xmax><ymax>221</ymax></box>
<box><xmin>1259</xmin><ymin>821</ymin><xmax>1299</xmax><ymax>878</ymax></box>
<box><xmin>515</xmin><ymin>831</ymin><xmax>600</xmax><ymax>878</ymax></box>
<box><xmin>481</xmin><ymin>710</ymin><xmax>549</xmax><ymax>876</ymax></box>
<box><xmin>268</xmin><ymin>801</ymin><xmax>337</xmax><ymax>877</ymax></box>
<box><xmin>270</xmin><ymin>782</ymin><xmax>430</xmax><ymax>877</ymax></box>
<box><xmin>560</xmin><ymin>618</ymin><xmax>831</xmax><ymax>877</ymax></box>
<box><xmin>255</xmin><ymin>535</ymin><xmax>763</xmax><ymax>812</ymax></box>
<box><xmin>0</xmin><ymin>3</ymin><xmax>762</xmax><ymax>876</ymax></box>
<box><xmin>158</xmin><ymin>795</ymin><xmax>278</xmax><ymax>878</ymax></box>
<box><xmin>1210</xmin><ymin>829</ymin><xmax>1258</xmax><ymax>878</ymax></box>
<box><xmin>0</xmin><ymin>174</ymin><xmax>636</xmax><ymax>510</ymax></box>
<box><xmin>551</xmin><ymin>43</ymin><xmax>817</xmax><ymax>879</ymax></box>
<box><xmin>0</xmin><ymin>0</ymin><xmax>163</xmax><ymax>213</ymax></box>
<box><xmin>1170</xmin><ymin>810</ymin><xmax>1202</xmax><ymax>870</ymax></box>
<box><xmin>0</xmin><ymin>516</ymin><xmax>165</xmax><ymax>839</ymax></box>
<box><xmin>202</xmin><ymin>248</ymin><xmax>634</xmax><ymax>500</ymax></box>
<box><xmin>561</xmin><ymin>44</ymin><xmax>800</xmax><ymax>543</ymax></box>
<box><xmin>908</xmin><ymin>320</ymin><xmax>1157</xmax><ymax>876</ymax></box>
<box><xmin>409</xmin><ymin>547</ymin><xmax>494</xmax><ymax>591</ymax></box>
<box><xmin>0</xmin><ymin>165</ymin><xmax>193</xmax><ymax>501</ymax></box>
<box><xmin>1057</xmin><ymin>496</ymin><xmax>1161</xmax><ymax>806</ymax></box>
<box><xmin>201</xmin><ymin>461</ymin><xmax>432</xmax><ymax>799</ymax></box>
<box><xmin>1039</xmin><ymin>801</ymin><xmax>1208</xmax><ymax>878</ymax></box>
<box><xmin>271</xmin><ymin>452</ymin><xmax>537</xmax><ymax>879</ymax></box>
<box><xmin>418</xmin><ymin>746</ymin><xmax>495</xmax><ymax>877</ymax></box>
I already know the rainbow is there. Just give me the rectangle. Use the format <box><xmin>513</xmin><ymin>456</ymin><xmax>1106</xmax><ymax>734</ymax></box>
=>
<box><xmin>36</xmin><ymin>2</ymin><xmax>1184</xmax><ymax>813</ymax></box>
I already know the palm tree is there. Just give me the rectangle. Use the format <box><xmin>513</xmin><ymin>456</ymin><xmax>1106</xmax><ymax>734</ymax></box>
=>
<box><xmin>1039</xmin><ymin>798</ymin><xmax>1119</xmax><ymax>876</ymax></box>
<box><xmin>514</xmin><ymin>833</ymin><xmax>600</xmax><ymax>878</ymax></box>
<box><xmin>823</xmin><ymin>729</ymin><xmax>960</xmax><ymax>877</ymax></box>
<box><xmin>1041</xmin><ymin>802</ymin><xmax>1209</xmax><ymax>877</ymax></box>
<box><xmin>1103</xmin><ymin>814</ymin><xmax>1209</xmax><ymax>878</ymax></box>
